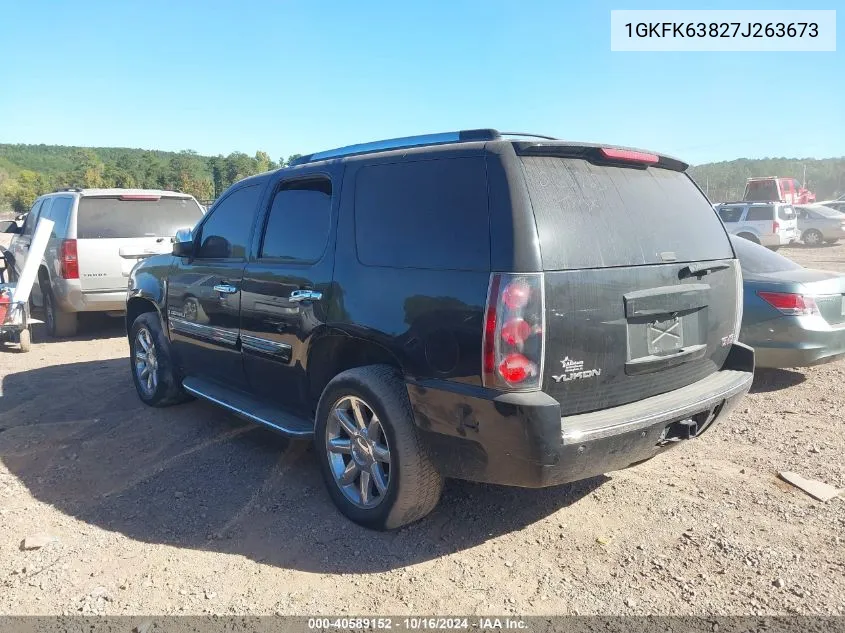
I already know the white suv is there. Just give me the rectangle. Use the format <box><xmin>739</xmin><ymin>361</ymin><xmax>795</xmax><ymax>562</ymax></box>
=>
<box><xmin>7</xmin><ymin>188</ymin><xmax>204</xmax><ymax>336</ymax></box>
<box><xmin>715</xmin><ymin>201</ymin><xmax>798</xmax><ymax>251</ymax></box>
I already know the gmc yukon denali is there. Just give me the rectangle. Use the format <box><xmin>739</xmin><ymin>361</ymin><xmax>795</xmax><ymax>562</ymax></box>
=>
<box><xmin>125</xmin><ymin>129</ymin><xmax>754</xmax><ymax>530</ymax></box>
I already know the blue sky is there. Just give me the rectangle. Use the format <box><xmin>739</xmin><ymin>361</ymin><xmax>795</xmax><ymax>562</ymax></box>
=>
<box><xmin>0</xmin><ymin>0</ymin><xmax>841</xmax><ymax>165</ymax></box>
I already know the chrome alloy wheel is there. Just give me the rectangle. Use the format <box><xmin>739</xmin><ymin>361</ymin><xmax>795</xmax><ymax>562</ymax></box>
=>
<box><xmin>326</xmin><ymin>395</ymin><xmax>391</xmax><ymax>508</ymax></box>
<box><xmin>134</xmin><ymin>327</ymin><xmax>158</xmax><ymax>397</ymax></box>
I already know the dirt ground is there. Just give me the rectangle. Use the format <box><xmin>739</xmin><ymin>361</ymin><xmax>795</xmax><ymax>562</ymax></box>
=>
<box><xmin>0</xmin><ymin>239</ymin><xmax>843</xmax><ymax>617</ymax></box>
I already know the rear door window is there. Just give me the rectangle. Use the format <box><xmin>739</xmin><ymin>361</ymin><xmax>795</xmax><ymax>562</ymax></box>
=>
<box><xmin>77</xmin><ymin>196</ymin><xmax>204</xmax><ymax>239</ymax></box>
<box><xmin>20</xmin><ymin>200</ymin><xmax>44</xmax><ymax>237</ymax></box>
<box><xmin>718</xmin><ymin>207</ymin><xmax>744</xmax><ymax>223</ymax></box>
<box><xmin>354</xmin><ymin>157</ymin><xmax>489</xmax><ymax>270</ymax></box>
<box><xmin>745</xmin><ymin>205</ymin><xmax>773</xmax><ymax>221</ymax></box>
<box><xmin>521</xmin><ymin>157</ymin><xmax>733</xmax><ymax>269</ymax></box>
<box><xmin>260</xmin><ymin>178</ymin><xmax>332</xmax><ymax>262</ymax></box>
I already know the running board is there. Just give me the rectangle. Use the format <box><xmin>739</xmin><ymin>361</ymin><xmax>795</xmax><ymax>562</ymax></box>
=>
<box><xmin>182</xmin><ymin>377</ymin><xmax>314</xmax><ymax>438</ymax></box>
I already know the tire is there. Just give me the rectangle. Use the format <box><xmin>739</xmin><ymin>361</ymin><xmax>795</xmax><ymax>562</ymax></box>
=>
<box><xmin>803</xmin><ymin>229</ymin><xmax>824</xmax><ymax>246</ymax></box>
<box><xmin>18</xmin><ymin>328</ymin><xmax>31</xmax><ymax>352</ymax></box>
<box><xmin>768</xmin><ymin>245</ymin><xmax>780</xmax><ymax>252</ymax></box>
<box><xmin>43</xmin><ymin>286</ymin><xmax>78</xmax><ymax>337</ymax></box>
<box><xmin>737</xmin><ymin>233</ymin><xmax>760</xmax><ymax>244</ymax></box>
<box><xmin>315</xmin><ymin>365</ymin><xmax>444</xmax><ymax>530</ymax></box>
<box><xmin>129</xmin><ymin>312</ymin><xmax>191</xmax><ymax>407</ymax></box>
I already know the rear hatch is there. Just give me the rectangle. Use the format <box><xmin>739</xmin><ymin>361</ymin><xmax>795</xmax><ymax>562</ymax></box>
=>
<box><xmin>777</xmin><ymin>204</ymin><xmax>798</xmax><ymax>239</ymax></box>
<box><xmin>75</xmin><ymin>195</ymin><xmax>204</xmax><ymax>291</ymax></box>
<box><xmin>518</xmin><ymin>147</ymin><xmax>740</xmax><ymax>416</ymax></box>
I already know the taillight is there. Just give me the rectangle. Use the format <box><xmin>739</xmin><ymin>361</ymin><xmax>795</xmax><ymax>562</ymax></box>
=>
<box><xmin>733</xmin><ymin>264</ymin><xmax>743</xmax><ymax>338</ymax></box>
<box><xmin>482</xmin><ymin>273</ymin><xmax>545</xmax><ymax>390</ymax></box>
<box><xmin>757</xmin><ymin>291</ymin><xmax>819</xmax><ymax>316</ymax></box>
<box><xmin>60</xmin><ymin>239</ymin><xmax>79</xmax><ymax>279</ymax></box>
<box><xmin>599</xmin><ymin>147</ymin><xmax>659</xmax><ymax>164</ymax></box>
<box><xmin>773</xmin><ymin>221</ymin><xmax>780</xmax><ymax>233</ymax></box>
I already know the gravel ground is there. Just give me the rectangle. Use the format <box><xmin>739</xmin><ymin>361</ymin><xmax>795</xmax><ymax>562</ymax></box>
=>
<box><xmin>0</xmin><ymin>240</ymin><xmax>843</xmax><ymax>616</ymax></box>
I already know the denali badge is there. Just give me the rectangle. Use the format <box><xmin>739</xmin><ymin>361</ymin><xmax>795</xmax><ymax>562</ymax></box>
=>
<box><xmin>552</xmin><ymin>356</ymin><xmax>602</xmax><ymax>383</ymax></box>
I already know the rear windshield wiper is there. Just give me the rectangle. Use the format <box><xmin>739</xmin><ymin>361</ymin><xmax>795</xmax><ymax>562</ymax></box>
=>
<box><xmin>679</xmin><ymin>262</ymin><xmax>731</xmax><ymax>278</ymax></box>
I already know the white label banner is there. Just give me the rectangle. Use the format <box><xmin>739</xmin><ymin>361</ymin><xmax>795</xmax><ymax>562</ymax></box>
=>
<box><xmin>611</xmin><ymin>10</ymin><xmax>836</xmax><ymax>52</ymax></box>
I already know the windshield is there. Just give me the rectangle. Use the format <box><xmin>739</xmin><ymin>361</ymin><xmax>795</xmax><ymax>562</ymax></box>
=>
<box><xmin>731</xmin><ymin>235</ymin><xmax>802</xmax><ymax>274</ymax></box>
<box><xmin>77</xmin><ymin>196</ymin><xmax>204</xmax><ymax>239</ymax></box>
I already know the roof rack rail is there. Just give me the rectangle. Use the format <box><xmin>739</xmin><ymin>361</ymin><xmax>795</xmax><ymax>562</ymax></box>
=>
<box><xmin>500</xmin><ymin>132</ymin><xmax>559</xmax><ymax>140</ymax></box>
<box><xmin>54</xmin><ymin>187</ymin><xmax>82</xmax><ymax>193</ymax></box>
<box><xmin>289</xmin><ymin>129</ymin><xmax>501</xmax><ymax>166</ymax></box>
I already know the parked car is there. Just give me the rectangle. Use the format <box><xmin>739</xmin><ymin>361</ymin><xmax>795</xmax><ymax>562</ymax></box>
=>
<box><xmin>734</xmin><ymin>236</ymin><xmax>845</xmax><ymax>368</ymax></box>
<box><xmin>6</xmin><ymin>188</ymin><xmax>204</xmax><ymax>337</ymax></box>
<box><xmin>126</xmin><ymin>129</ymin><xmax>754</xmax><ymax>530</ymax></box>
<box><xmin>715</xmin><ymin>201</ymin><xmax>798</xmax><ymax>250</ymax></box>
<box><xmin>795</xmin><ymin>204</ymin><xmax>845</xmax><ymax>246</ymax></box>
<box><xmin>743</xmin><ymin>176</ymin><xmax>815</xmax><ymax>205</ymax></box>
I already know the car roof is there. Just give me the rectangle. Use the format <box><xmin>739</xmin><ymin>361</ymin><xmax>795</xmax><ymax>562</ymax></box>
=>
<box><xmin>717</xmin><ymin>201</ymin><xmax>785</xmax><ymax>206</ymax></box>
<box><xmin>278</xmin><ymin>129</ymin><xmax>688</xmax><ymax>171</ymax></box>
<box><xmin>47</xmin><ymin>188</ymin><xmax>194</xmax><ymax>198</ymax></box>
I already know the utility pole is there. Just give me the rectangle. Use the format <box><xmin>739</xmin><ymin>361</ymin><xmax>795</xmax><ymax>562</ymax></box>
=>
<box><xmin>803</xmin><ymin>164</ymin><xmax>807</xmax><ymax>188</ymax></box>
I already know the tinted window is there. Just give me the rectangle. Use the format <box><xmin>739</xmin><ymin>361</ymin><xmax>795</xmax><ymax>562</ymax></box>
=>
<box><xmin>196</xmin><ymin>184</ymin><xmax>262</xmax><ymax>259</ymax></box>
<box><xmin>42</xmin><ymin>196</ymin><xmax>74</xmax><ymax>238</ymax></box>
<box><xmin>522</xmin><ymin>157</ymin><xmax>733</xmax><ymax>269</ymax></box>
<box><xmin>745</xmin><ymin>205</ymin><xmax>773</xmax><ymax>221</ymax></box>
<box><xmin>718</xmin><ymin>207</ymin><xmax>743</xmax><ymax>223</ymax></box>
<box><xmin>354</xmin><ymin>157</ymin><xmax>489</xmax><ymax>270</ymax></box>
<box><xmin>261</xmin><ymin>179</ymin><xmax>332</xmax><ymax>262</ymax></box>
<box><xmin>77</xmin><ymin>197</ymin><xmax>204</xmax><ymax>239</ymax></box>
<box><xmin>20</xmin><ymin>200</ymin><xmax>43</xmax><ymax>236</ymax></box>
<box><xmin>731</xmin><ymin>236</ymin><xmax>801</xmax><ymax>274</ymax></box>
<box><xmin>777</xmin><ymin>205</ymin><xmax>795</xmax><ymax>220</ymax></box>
<box><xmin>745</xmin><ymin>180</ymin><xmax>778</xmax><ymax>201</ymax></box>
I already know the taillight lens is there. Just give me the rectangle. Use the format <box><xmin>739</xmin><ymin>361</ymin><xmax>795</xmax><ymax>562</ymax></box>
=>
<box><xmin>60</xmin><ymin>239</ymin><xmax>79</xmax><ymax>279</ymax></box>
<box><xmin>733</xmin><ymin>264</ymin><xmax>743</xmax><ymax>338</ymax></box>
<box><xmin>773</xmin><ymin>221</ymin><xmax>780</xmax><ymax>233</ymax></box>
<box><xmin>482</xmin><ymin>273</ymin><xmax>545</xmax><ymax>389</ymax></box>
<box><xmin>599</xmin><ymin>147</ymin><xmax>659</xmax><ymax>164</ymax></box>
<box><xmin>757</xmin><ymin>291</ymin><xmax>819</xmax><ymax>316</ymax></box>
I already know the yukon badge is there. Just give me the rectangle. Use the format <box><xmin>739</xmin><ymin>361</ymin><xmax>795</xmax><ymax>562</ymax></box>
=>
<box><xmin>552</xmin><ymin>356</ymin><xmax>602</xmax><ymax>383</ymax></box>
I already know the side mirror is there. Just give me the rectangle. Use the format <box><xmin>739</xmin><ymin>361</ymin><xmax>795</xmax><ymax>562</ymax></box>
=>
<box><xmin>0</xmin><ymin>220</ymin><xmax>20</xmax><ymax>234</ymax></box>
<box><xmin>172</xmin><ymin>228</ymin><xmax>194</xmax><ymax>257</ymax></box>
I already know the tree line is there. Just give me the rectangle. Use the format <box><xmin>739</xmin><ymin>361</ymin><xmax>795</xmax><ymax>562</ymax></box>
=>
<box><xmin>0</xmin><ymin>144</ymin><xmax>303</xmax><ymax>214</ymax></box>
<box><xmin>1</xmin><ymin>143</ymin><xmax>843</xmax><ymax>215</ymax></box>
<box><xmin>688</xmin><ymin>157</ymin><xmax>844</xmax><ymax>203</ymax></box>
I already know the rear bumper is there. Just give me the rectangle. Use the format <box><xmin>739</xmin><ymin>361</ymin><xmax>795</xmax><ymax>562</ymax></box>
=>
<box><xmin>408</xmin><ymin>343</ymin><xmax>754</xmax><ymax>488</ymax></box>
<box><xmin>52</xmin><ymin>279</ymin><xmax>126</xmax><ymax>313</ymax></box>
<box><xmin>742</xmin><ymin>316</ymin><xmax>845</xmax><ymax>368</ymax></box>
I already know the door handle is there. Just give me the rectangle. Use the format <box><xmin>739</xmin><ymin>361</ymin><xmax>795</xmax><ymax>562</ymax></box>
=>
<box><xmin>213</xmin><ymin>284</ymin><xmax>238</xmax><ymax>294</ymax></box>
<box><xmin>289</xmin><ymin>289</ymin><xmax>323</xmax><ymax>303</ymax></box>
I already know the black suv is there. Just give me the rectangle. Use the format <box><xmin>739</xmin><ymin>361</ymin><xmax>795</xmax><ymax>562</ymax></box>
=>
<box><xmin>126</xmin><ymin>129</ymin><xmax>754</xmax><ymax>530</ymax></box>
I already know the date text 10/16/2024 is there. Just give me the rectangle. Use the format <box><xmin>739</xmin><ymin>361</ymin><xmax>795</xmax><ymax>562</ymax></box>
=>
<box><xmin>307</xmin><ymin>618</ymin><xmax>527</xmax><ymax>630</ymax></box>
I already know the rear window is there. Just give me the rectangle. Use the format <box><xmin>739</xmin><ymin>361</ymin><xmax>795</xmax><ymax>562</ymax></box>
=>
<box><xmin>77</xmin><ymin>196</ymin><xmax>204</xmax><ymax>239</ymax></box>
<box><xmin>354</xmin><ymin>157</ymin><xmax>489</xmax><ymax>270</ymax></box>
<box><xmin>745</xmin><ymin>180</ymin><xmax>779</xmax><ymax>201</ymax></box>
<box><xmin>731</xmin><ymin>236</ymin><xmax>801</xmax><ymax>274</ymax></box>
<box><xmin>777</xmin><ymin>205</ymin><xmax>795</xmax><ymax>220</ymax></box>
<box><xmin>745</xmin><ymin>205</ymin><xmax>774</xmax><ymax>221</ymax></box>
<box><xmin>521</xmin><ymin>157</ymin><xmax>733</xmax><ymax>269</ymax></box>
